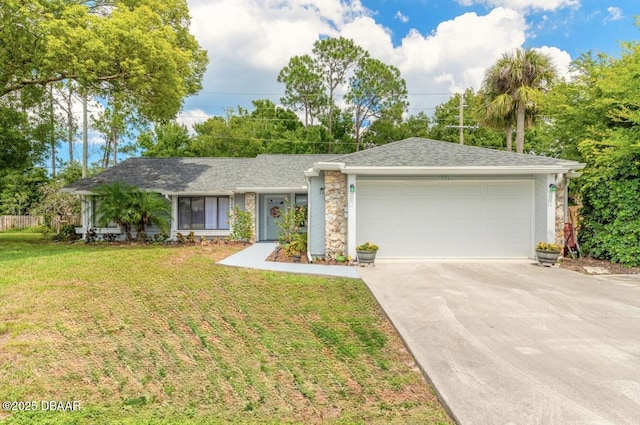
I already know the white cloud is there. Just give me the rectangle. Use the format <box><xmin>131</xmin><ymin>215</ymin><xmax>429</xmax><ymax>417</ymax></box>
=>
<box><xmin>606</xmin><ymin>7</ymin><xmax>623</xmax><ymax>21</ymax></box>
<box><xmin>533</xmin><ymin>46</ymin><xmax>573</xmax><ymax>81</ymax></box>
<box><xmin>177</xmin><ymin>109</ymin><xmax>212</xmax><ymax>134</ymax></box>
<box><xmin>456</xmin><ymin>0</ymin><xmax>579</xmax><ymax>11</ymax></box>
<box><xmin>185</xmin><ymin>1</ymin><xmax>571</xmax><ymax>121</ymax></box>
<box><xmin>395</xmin><ymin>11</ymin><xmax>409</xmax><ymax>23</ymax></box>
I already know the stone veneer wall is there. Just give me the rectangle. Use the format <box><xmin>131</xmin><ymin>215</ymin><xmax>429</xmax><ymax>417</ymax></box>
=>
<box><xmin>324</xmin><ymin>171</ymin><xmax>347</xmax><ymax>257</ymax></box>
<box><xmin>245</xmin><ymin>192</ymin><xmax>257</xmax><ymax>243</ymax></box>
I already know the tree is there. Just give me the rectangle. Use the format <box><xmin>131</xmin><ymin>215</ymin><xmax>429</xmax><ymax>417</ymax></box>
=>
<box><xmin>131</xmin><ymin>191</ymin><xmax>171</xmax><ymax>236</ymax></box>
<box><xmin>481</xmin><ymin>49</ymin><xmax>557</xmax><ymax>153</ymax></box>
<box><xmin>30</xmin><ymin>179</ymin><xmax>81</xmax><ymax>232</ymax></box>
<box><xmin>1</xmin><ymin>0</ymin><xmax>208</xmax><ymax>122</ymax></box>
<box><xmin>92</xmin><ymin>182</ymin><xmax>170</xmax><ymax>240</ymax></box>
<box><xmin>0</xmin><ymin>107</ymin><xmax>49</xmax><ymax>173</ymax></box>
<box><xmin>277</xmin><ymin>55</ymin><xmax>326</xmax><ymax>126</ymax></box>
<box><xmin>0</xmin><ymin>168</ymin><xmax>50</xmax><ymax>215</ymax></box>
<box><xmin>345</xmin><ymin>58</ymin><xmax>408</xmax><ymax>151</ymax></box>
<box><xmin>312</xmin><ymin>37</ymin><xmax>367</xmax><ymax>151</ymax></box>
<box><xmin>138</xmin><ymin>121</ymin><xmax>194</xmax><ymax>157</ymax></box>
<box><xmin>428</xmin><ymin>91</ymin><xmax>503</xmax><ymax>149</ymax></box>
<box><xmin>566</xmin><ymin>30</ymin><xmax>640</xmax><ymax>265</ymax></box>
<box><xmin>92</xmin><ymin>182</ymin><xmax>138</xmax><ymax>240</ymax></box>
<box><xmin>476</xmin><ymin>89</ymin><xmax>516</xmax><ymax>151</ymax></box>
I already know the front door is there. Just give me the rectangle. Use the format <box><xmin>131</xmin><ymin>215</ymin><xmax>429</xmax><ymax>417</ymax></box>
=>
<box><xmin>265</xmin><ymin>195</ymin><xmax>286</xmax><ymax>240</ymax></box>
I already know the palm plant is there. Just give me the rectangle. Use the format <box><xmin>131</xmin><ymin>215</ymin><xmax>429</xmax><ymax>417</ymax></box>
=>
<box><xmin>132</xmin><ymin>191</ymin><xmax>171</xmax><ymax>235</ymax></box>
<box><xmin>481</xmin><ymin>49</ymin><xmax>557</xmax><ymax>153</ymax></box>
<box><xmin>93</xmin><ymin>182</ymin><xmax>170</xmax><ymax>240</ymax></box>
<box><xmin>92</xmin><ymin>181</ymin><xmax>138</xmax><ymax>240</ymax></box>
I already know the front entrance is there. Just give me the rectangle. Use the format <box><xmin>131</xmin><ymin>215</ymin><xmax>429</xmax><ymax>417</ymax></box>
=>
<box><xmin>263</xmin><ymin>195</ymin><xmax>286</xmax><ymax>241</ymax></box>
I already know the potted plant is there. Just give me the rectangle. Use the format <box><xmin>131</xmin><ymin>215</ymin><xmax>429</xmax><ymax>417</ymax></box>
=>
<box><xmin>535</xmin><ymin>241</ymin><xmax>562</xmax><ymax>266</ymax></box>
<box><xmin>356</xmin><ymin>242</ymin><xmax>379</xmax><ymax>265</ymax></box>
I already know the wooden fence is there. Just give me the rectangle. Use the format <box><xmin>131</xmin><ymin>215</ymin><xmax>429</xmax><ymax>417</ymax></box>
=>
<box><xmin>0</xmin><ymin>215</ymin><xmax>81</xmax><ymax>231</ymax></box>
<box><xmin>0</xmin><ymin>215</ymin><xmax>44</xmax><ymax>231</ymax></box>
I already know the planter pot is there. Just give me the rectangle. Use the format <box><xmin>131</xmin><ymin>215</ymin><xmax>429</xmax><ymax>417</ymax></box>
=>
<box><xmin>336</xmin><ymin>255</ymin><xmax>346</xmax><ymax>263</ymax></box>
<box><xmin>357</xmin><ymin>250</ymin><xmax>378</xmax><ymax>265</ymax></box>
<box><xmin>292</xmin><ymin>254</ymin><xmax>301</xmax><ymax>263</ymax></box>
<box><xmin>536</xmin><ymin>250</ymin><xmax>560</xmax><ymax>266</ymax></box>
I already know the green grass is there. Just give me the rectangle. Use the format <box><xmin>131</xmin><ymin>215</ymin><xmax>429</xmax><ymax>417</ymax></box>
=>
<box><xmin>0</xmin><ymin>239</ymin><xmax>453</xmax><ymax>424</ymax></box>
<box><xmin>0</xmin><ymin>232</ymin><xmax>43</xmax><ymax>242</ymax></box>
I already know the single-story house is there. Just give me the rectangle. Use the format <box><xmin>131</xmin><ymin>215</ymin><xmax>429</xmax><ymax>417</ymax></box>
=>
<box><xmin>63</xmin><ymin>137</ymin><xmax>585</xmax><ymax>260</ymax></box>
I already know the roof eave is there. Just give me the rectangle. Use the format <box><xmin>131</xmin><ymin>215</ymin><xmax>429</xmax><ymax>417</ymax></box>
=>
<box><xmin>233</xmin><ymin>186</ymin><xmax>307</xmax><ymax>193</ymax></box>
<box><xmin>339</xmin><ymin>165</ymin><xmax>585</xmax><ymax>175</ymax></box>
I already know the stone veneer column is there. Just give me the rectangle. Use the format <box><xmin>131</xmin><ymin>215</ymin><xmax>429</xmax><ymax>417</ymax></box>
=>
<box><xmin>555</xmin><ymin>180</ymin><xmax>565</xmax><ymax>246</ymax></box>
<box><xmin>245</xmin><ymin>192</ymin><xmax>257</xmax><ymax>243</ymax></box>
<box><xmin>324</xmin><ymin>171</ymin><xmax>347</xmax><ymax>257</ymax></box>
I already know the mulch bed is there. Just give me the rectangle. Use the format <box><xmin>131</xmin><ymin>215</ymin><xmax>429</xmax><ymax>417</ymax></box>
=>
<box><xmin>559</xmin><ymin>256</ymin><xmax>640</xmax><ymax>275</ymax></box>
<box><xmin>265</xmin><ymin>247</ymin><xmax>353</xmax><ymax>266</ymax></box>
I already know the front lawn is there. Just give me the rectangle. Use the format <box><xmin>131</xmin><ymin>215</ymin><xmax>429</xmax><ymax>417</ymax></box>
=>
<box><xmin>0</xmin><ymin>239</ymin><xmax>452</xmax><ymax>424</ymax></box>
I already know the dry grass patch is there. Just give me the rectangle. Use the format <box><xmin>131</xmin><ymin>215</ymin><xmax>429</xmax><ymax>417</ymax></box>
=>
<box><xmin>0</xmin><ymin>239</ymin><xmax>452</xmax><ymax>424</ymax></box>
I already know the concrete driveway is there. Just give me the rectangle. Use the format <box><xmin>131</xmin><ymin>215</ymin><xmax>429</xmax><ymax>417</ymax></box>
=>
<box><xmin>358</xmin><ymin>261</ymin><xmax>640</xmax><ymax>425</ymax></box>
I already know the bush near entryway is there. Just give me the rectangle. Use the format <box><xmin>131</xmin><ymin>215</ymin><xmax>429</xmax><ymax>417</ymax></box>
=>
<box><xmin>579</xmin><ymin>145</ymin><xmax>640</xmax><ymax>267</ymax></box>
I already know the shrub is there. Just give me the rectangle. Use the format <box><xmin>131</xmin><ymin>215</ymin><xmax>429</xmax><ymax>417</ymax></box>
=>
<box><xmin>53</xmin><ymin>224</ymin><xmax>80</xmax><ymax>242</ymax></box>
<box><xmin>276</xmin><ymin>198</ymin><xmax>306</xmax><ymax>245</ymax></box>
<box><xmin>579</xmin><ymin>145</ymin><xmax>640</xmax><ymax>266</ymax></box>
<box><xmin>228</xmin><ymin>206</ymin><xmax>253</xmax><ymax>242</ymax></box>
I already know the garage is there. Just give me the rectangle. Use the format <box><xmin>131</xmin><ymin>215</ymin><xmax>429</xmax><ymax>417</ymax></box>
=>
<box><xmin>355</xmin><ymin>179</ymin><xmax>534</xmax><ymax>258</ymax></box>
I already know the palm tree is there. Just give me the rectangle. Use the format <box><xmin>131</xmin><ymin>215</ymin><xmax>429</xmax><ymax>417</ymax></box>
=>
<box><xmin>132</xmin><ymin>191</ymin><xmax>171</xmax><ymax>236</ymax></box>
<box><xmin>481</xmin><ymin>49</ymin><xmax>557</xmax><ymax>153</ymax></box>
<box><xmin>92</xmin><ymin>181</ymin><xmax>137</xmax><ymax>240</ymax></box>
<box><xmin>476</xmin><ymin>89</ymin><xmax>516</xmax><ymax>151</ymax></box>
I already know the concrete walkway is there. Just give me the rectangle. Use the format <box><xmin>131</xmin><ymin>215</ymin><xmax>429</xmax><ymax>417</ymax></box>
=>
<box><xmin>217</xmin><ymin>242</ymin><xmax>360</xmax><ymax>278</ymax></box>
<box><xmin>359</xmin><ymin>260</ymin><xmax>640</xmax><ymax>425</ymax></box>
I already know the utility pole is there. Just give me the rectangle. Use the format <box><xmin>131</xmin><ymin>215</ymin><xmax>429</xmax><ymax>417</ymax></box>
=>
<box><xmin>445</xmin><ymin>93</ymin><xmax>478</xmax><ymax>145</ymax></box>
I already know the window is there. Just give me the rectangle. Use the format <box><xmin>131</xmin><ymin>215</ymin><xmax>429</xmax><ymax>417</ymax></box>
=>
<box><xmin>178</xmin><ymin>196</ymin><xmax>230</xmax><ymax>230</ymax></box>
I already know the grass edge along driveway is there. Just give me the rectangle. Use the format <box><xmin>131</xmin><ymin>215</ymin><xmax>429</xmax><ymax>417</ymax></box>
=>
<box><xmin>0</xmin><ymin>237</ymin><xmax>453</xmax><ymax>424</ymax></box>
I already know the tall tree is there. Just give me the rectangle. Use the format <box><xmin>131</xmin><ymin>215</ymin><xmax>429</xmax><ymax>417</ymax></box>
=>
<box><xmin>312</xmin><ymin>37</ymin><xmax>367</xmax><ymax>152</ymax></box>
<box><xmin>138</xmin><ymin>121</ymin><xmax>193</xmax><ymax>157</ymax></box>
<box><xmin>0</xmin><ymin>0</ymin><xmax>208</xmax><ymax>122</ymax></box>
<box><xmin>481</xmin><ymin>48</ymin><xmax>557</xmax><ymax>153</ymax></box>
<box><xmin>277</xmin><ymin>55</ymin><xmax>326</xmax><ymax>126</ymax></box>
<box><xmin>345</xmin><ymin>58</ymin><xmax>408</xmax><ymax>151</ymax></box>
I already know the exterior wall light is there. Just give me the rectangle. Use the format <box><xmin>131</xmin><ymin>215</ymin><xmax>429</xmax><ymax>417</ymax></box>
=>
<box><xmin>349</xmin><ymin>184</ymin><xmax>355</xmax><ymax>193</ymax></box>
<box><xmin>549</xmin><ymin>184</ymin><xmax>557</xmax><ymax>192</ymax></box>
<box><xmin>320</xmin><ymin>187</ymin><xmax>324</xmax><ymax>194</ymax></box>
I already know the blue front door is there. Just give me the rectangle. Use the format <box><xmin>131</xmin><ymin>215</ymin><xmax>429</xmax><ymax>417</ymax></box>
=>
<box><xmin>265</xmin><ymin>195</ymin><xmax>286</xmax><ymax>240</ymax></box>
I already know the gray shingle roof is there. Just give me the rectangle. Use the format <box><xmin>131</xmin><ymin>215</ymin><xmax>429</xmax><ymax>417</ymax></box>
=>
<box><xmin>240</xmin><ymin>154</ymin><xmax>336</xmax><ymax>189</ymax></box>
<box><xmin>65</xmin><ymin>154</ymin><xmax>336</xmax><ymax>194</ymax></box>
<box><xmin>65</xmin><ymin>138</ymin><xmax>583</xmax><ymax>194</ymax></box>
<box><xmin>327</xmin><ymin>137</ymin><xmax>580</xmax><ymax>168</ymax></box>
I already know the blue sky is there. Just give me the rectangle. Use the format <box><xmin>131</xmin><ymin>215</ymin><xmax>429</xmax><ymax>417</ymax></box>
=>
<box><xmin>56</xmin><ymin>0</ymin><xmax>639</xmax><ymax>169</ymax></box>
<box><xmin>180</xmin><ymin>0</ymin><xmax>639</xmax><ymax>125</ymax></box>
<box><xmin>362</xmin><ymin>0</ymin><xmax>636</xmax><ymax>57</ymax></box>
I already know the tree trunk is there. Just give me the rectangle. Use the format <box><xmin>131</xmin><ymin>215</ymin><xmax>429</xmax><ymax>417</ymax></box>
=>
<box><xmin>505</xmin><ymin>126</ymin><xmax>513</xmax><ymax>152</ymax></box>
<box><xmin>66</xmin><ymin>85</ymin><xmax>74</xmax><ymax>163</ymax></box>
<box><xmin>515</xmin><ymin>103</ymin><xmax>526</xmax><ymax>154</ymax></box>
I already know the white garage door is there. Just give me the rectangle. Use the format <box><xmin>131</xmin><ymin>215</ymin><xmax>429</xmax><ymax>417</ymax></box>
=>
<box><xmin>356</xmin><ymin>180</ymin><xmax>533</xmax><ymax>258</ymax></box>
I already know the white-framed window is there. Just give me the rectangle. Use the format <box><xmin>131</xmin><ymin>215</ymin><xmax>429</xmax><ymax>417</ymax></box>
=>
<box><xmin>178</xmin><ymin>196</ymin><xmax>230</xmax><ymax>230</ymax></box>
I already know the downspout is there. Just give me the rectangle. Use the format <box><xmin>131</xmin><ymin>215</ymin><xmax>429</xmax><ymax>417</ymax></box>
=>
<box><xmin>304</xmin><ymin>175</ymin><xmax>313</xmax><ymax>263</ymax></box>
